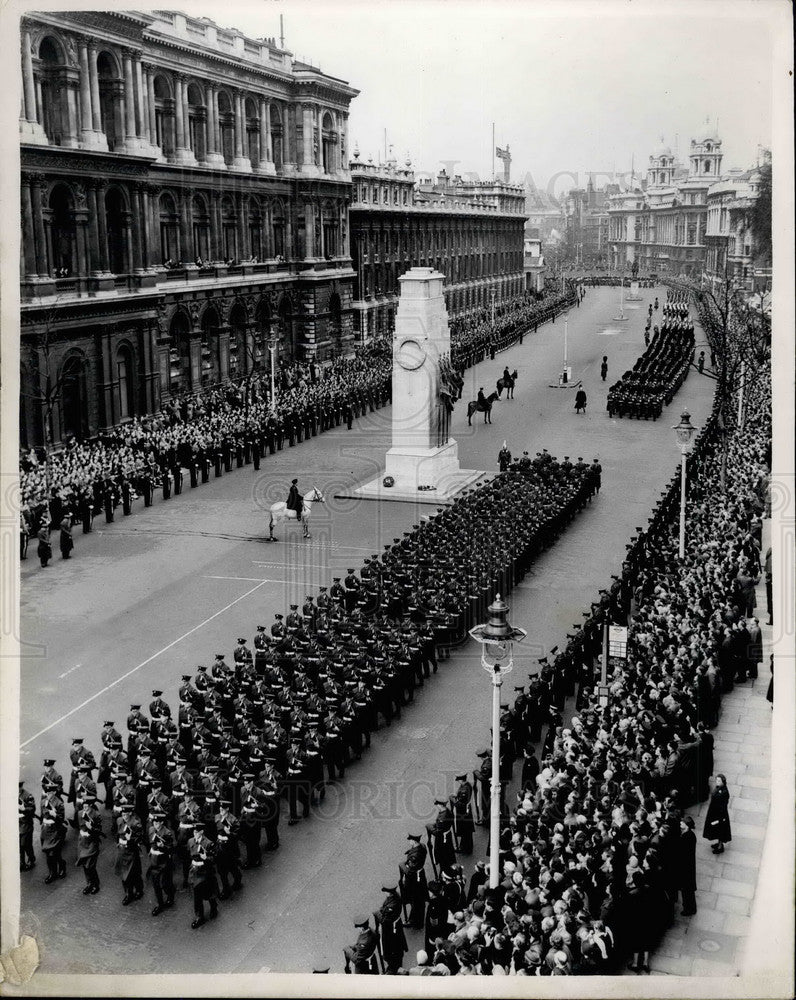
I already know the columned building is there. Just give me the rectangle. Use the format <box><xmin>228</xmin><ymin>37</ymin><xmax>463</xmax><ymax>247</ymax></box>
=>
<box><xmin>607</xmin><ymin>131</ymin><xmax>724</xmax><ymax>277</ymax></box>
<box><xmin>704</xmin><ymin>165</ymin><xmax>769</xmax><ymax>295</ymax></box>
<box><xmin>349</xmin><ymin>157</ymin><xmax>526</xmax><ymax>343</ymax></box>
<box><xmin>19</xmin><ymin>9</ymin><xmax>358</xmax><ymax>447</ymax></box>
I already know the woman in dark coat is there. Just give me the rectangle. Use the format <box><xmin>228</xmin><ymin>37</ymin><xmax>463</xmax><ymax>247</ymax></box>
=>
<box><xmin>574</xmin><ymin>389</ymin><xmax>587</xmax><ymax>414</ymax></box>
<box><xmin>702</xmin><ymin>773</ymin><xmax>731</xmax><ymax>854</ymax></box>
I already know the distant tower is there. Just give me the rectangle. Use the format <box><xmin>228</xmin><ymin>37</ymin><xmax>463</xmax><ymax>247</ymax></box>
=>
<box><xmin>689</xmin><ymin>126</ymin><xmax>723</xmax><ymax>179</ymax></box>
<box><xmin>647</xmin><ymin>137</ymin><xmax>675</xmax><ymax>188</ymax></box>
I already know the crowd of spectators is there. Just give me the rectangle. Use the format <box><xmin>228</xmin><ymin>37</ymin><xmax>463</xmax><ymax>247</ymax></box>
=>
<box><xmin>606</xmin><ymin>289</ymin><xmax>695</xmax><ymax>420</ymax></box>
<box><xmin>20</xmin><ymin>287</ymin><xmax>577</xmax><ymax>565</ymax></box>
<box><xmin>351</xmin><ymin>340</ymin><xmax>771</xmax><ymax>976</ymax></box>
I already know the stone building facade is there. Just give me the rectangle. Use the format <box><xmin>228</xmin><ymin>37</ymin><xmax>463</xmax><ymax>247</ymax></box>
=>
<box><xmin>19</xmin><ymin>9</ymin><xmax>358</xmax><ymax>447</ymax></box>
<box><xmin>704</xmin><ymin>164</ymin><xmax>769</xmax><ymax>295</ymax></box>
<box><xmin>349</xmin><ymin>157</ymin><xmax>526</xmax><ymax>343</ymax></box>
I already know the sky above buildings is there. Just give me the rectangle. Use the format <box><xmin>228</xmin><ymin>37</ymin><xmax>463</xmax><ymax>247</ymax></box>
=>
<box><xmin>182</xmin><ymin>0</ymin><xmax>775</xmax><ymax>196</ymax></box>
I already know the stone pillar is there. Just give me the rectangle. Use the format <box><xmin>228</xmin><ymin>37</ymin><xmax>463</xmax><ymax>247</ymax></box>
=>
<box><xmin>86</xmin><ymin>182</ymin><xmax>102</xmax><ymax>271</ymax></box>
<box><xmin>261</xmin><ymin>100</ymin><xmax>274</xmax><ymax>164</ymax></box>
<box><xmin>174</xmin><ymin>74</ymin><xmax>185</xmax><ymax>151</ymax></box>
<box><xmin>95</xmin><ymin>181</ymin><xmax>110</xmax><ymax>272</ymax></box>
<box><xmin>77</xmin><ymin>40</ymin><xmax>93</xmax><ymax>140</ymax></box>
<box><xmin>231</xmin><ymin>91</ymin><xmax>252</xmax><ymax>172</ymax></box>
<box><xmin>73</xmin><ymin>209</ymin><xmax>90</xmax><ymax>277</ymax></box>
<box><xmin>204</xmin><ymin>84</ymin><xmax>224</xmax><ymax>167</ymax></box>
<box><xmin>178</xmin><ymin>194</ymin><xmax>191</xmax><ymax>264</ymax></box>
<box><xmin>134</xmin><ymin>55</ymin><xmax>148</xmax><ymax>142</ymax></box>
<box><xmin>88</xmin><ymin>43</ymin><xmax>102</xmax><ymax>132</ymax></box>
<box><xmin>302</xmin><ymin>105</ymin><xmax>313</xmax><ymax>169</ymax></box>
<box><xmin>145</xmin><ymin>68</ymin><xmax>157</xmax><ymax>149</ymax></box>
<box><xmin>122</xmin><ymin>50</ymin><xmax>137</xmax><ymax>140</ymax></box>
<box><xmin>63</xmin><ymin>73</ymin><xmax>81</xmax><ymax>148</ymax></box>
<box><xmin>20</xmin><ymin>27</ymin><xmax>47</xmax><ymax>143</ymax></box>
<box><xmin>20</xmin><ymin>176</ymin><xmax>37</xmax><ymax>277</ymax></box>
<box><xmin>304</xmin><ymin>201</ymin><xmax>315</xmax><ymax>260</ymax></box>
<box><xmin>139</xmin><ymin>185</ymin><xmax>153</xmax><ymax>270</ymax></box>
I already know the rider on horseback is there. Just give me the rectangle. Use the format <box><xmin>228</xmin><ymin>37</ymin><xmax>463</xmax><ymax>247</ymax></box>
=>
<box><xmin>286</xmin><ymin>479</ymin><xmax>304</xmax><ymax>522</ymax></box>
<box><xmin>477</xmin><ymin>387</ymin><xmax>487</xmax><ymax>408</ymax></box>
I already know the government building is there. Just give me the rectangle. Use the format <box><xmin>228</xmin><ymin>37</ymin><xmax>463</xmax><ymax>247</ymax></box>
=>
<box><xmin>349</xmin><ymin>155</ymin><xmax>526</xmax><ymax>343</ymax></box>
<box><xmin>19</xmin><ymin>9</ymin><xmax>357</xmax><ymax>447</ymax></box>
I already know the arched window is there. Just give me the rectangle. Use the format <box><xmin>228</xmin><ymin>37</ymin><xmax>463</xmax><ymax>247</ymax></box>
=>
<box><xmin>152</xmin><ymin>74</ymin><xmax>175</xmax><ymax>156</ymax></box>
<box><xmin>322</xmin><ymin>202</ymin><xmax>339</xmax><ymax>259</ymax></box>
<box><xmin>270</xmin><ymin>104</ymin><xmax>283</xmax><ymax>171</ymax></box>
<box><xmin>48</xmin><ymin>184</ymin><xmax>75</xmax><ymax>275</ymax></box>
<box><xmin>221</xmin><ymin>197</ymin><xmax>237</xmax><ymax>262</ymax></box>
<box><xmin>191</xmin><ymin>194</ymin><xmax>210</xmax><ymax>263</ymax></box>
<box><xmin>96</xmin><ymin>51</ymin><xmax>123</xmax><ymax>151</ymax></box>
<box><xmin>159</xmin><ymin>193</ymin><xmax>179</xmax><ymax>264</ymax></box>
<box><xmin>248</xmin><ymin>198</ymin><xmax>263</xmax><ymax>260</ymax></box>
<box><xmin>186</xmin><ymin>82</ymin><xmax>207</xmax><ymax>161</ymax></box>
<box><xmin>244</xmin><ymin>96</ymin><xmax>259</xmax><ymax>163</ymax></box>
<box><xmin>168</xmin><ymin>310</ymin><xmax>192</xmax><ymax>392</ymax></box>
<box><xmin>105</xmin><ymin>187</ymin><xmax>128</xmax><ymax>274</ymax></box>
<box><xmin>217</xmin><ymin>91</ymin><xmax>234</xmax><ymax>166</ymax></box>
<box><xmin>200</xmin><ymin>306</ymin><xmax>221</xmax><ymax>384</ymax></box>
<box><xmin>38</xmin><ymin>37</ymin><xmax>67</xmax><ymax>145</ymax></box>
<box><xmin>328</xmin><ymin>292</ymin><xmax>342</xmax><ymax>352</ymax></box>
<box><xmin>321</xmin><ymin>111</ymin><xmax>335</xmax><ymax>173</ymax></box>
<box><xmin>228</xmin><ymin>302</ymin><xmax>247</xmax><ymax>378</ymax></box>
<box><xmin>272</xmin><ymin>199</ymin><xmax>285</xmax><ymax>258</ymax></box>
<box><xmin>60</xmin><ymin>353</ymin><xmax>89</xmax><ymax>440</ymax></box>
<box><xmin>116</xmin><ymin>343</ymin><xmax>135</xmax><ymax>419</ymax></box>
<box><xmin>703</xmin><ymin>160</ymin><xmax>711</xmax><ymax>173</ymax></box>
<box><xmin>253</xmin><ymin>299</ymin><xmax>270</xmax><ymax>369</ymax></box>
<box><xmin>278</xmin><ymin>295</ymin><xmax>293</xmax><ymax>360</ymax></box>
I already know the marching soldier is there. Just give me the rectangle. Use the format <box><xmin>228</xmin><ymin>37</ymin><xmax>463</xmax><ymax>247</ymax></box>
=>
<box><xmin>40</xmin><ymin>776</ymin><xmax>67</xmax><ymax>883</ymax></box>
<box><xmin>187</xmin><ymin>822</ymin><xmax>219</xmax><ymax>928</ymax></box>
<box><xmin>115</xmin><ymin>802</ymin><xmax>144</xmax><ymax>906</ymax></box>
<box><xmin>19</xmin><ymin>781</ymin><xmax>37</xmax><ymax>871</ymax></box>
<box><xmin>75</xmin><ymin>793</ymin><xmax>103</xmax><ymax>894</ymax></box>
<box><xmin>147</xmin><ymin>806</ymin><xmax>176</xmax><ymax>916</ymax></box>
<box><xmin>214</xmin><ymin>798</ymin><xmax>243</xmax><ymax>898</ymax></box>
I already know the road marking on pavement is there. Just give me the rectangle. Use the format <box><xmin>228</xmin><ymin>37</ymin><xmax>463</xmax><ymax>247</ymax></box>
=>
<box><xmin>20</xmin><ymin>579</ymin><xmax>269</xmax><ymax>749</ymax></box>
<box><xmin>58</xmin><ymin>663</ymin><xmax>82</xmax><ymax>679</ymax></box>
<box><xmin>204</xmin><ymin>575</ymin><xmax>288</xmax><ymax>583</ymax></box>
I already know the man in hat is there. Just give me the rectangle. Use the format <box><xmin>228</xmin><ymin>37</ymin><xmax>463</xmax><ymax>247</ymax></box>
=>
<box><xmin>215</xmin><ymin>799</ymin><xmax>243</xmax><ymax>898</ymax></box>
<box><xmin>467</xmin><ymin>860</ymin><xmax>488</xmax><ymax>902</ymax></box>
<box><xmin>374</xmin><ymin>885</ymin><xmax>408</xmax><ymax>974</ymax></box>
<box><xmin>343</xmin><ymin>914</ymin><xmax>379</xmax><ymax>974</ymax></box>
<box><xmin>59</xmin><ymin>510</ymin><xmax>74</xmax><ymax>560</ymax></box>
<box><xmin>115</xmin><ymin>802</ymin><xmax>144</xmax><ymax>906</ymax></box>
<box><xmin>40</xmin><ymin>773</ymin><xmax>67</xmax><ymax>883</ymax></box>
<box><xmin>75</xmin><ymin>793</ymin><xmax>103</xmax><ymax>894</ymax></box>
<box><xmin>149</xmin><ymin>690</ymin><xmax>171</xmax><ymax>724</ymax></box>
<box><xmin>399</xmin><ymin>834</ymin><xmax>428</xmax><ymax>929</ymax></box>
<box><xmin>498</xmin><ymin>442</ymin><xmax>512</xmax><ymax>473</ymax></box>
<box><xmin>286</xmin><ymin>479</ymin><xmax>304</xmax><ymax>521</ymax></box>
<box><xmin>344</xmin><ymin>568</ymin><xmax>361</xmax><ymax>614</ymax></box>
<box><xmin>68</xmin><ymin>738</ymin><xmax>96</xmax><ymax>823</ymax></box>
<box><xmin>451</xmin><ymin>774</ymin><xmax>474</xmax><ymax>855</ymax></box>
<box><xmin>187</xmin><ymin>822</ymin><xmax>219</xmax><ymax>928</ymax></box>
<box><xmin>19</xmin><ymin>780</ymin><xmax>37</xmax><ymax>871</ymax></box>
<box><xmin>148</xmin><ymin>806</ymin><xmax>176</xmax><ymax>915</ymax></box>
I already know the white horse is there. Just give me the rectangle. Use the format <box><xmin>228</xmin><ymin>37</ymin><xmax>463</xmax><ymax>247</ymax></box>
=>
<box><xmin>268</xmin><ymin>486</ymin><xmax>326</xmax><ymax>540</ymax></box>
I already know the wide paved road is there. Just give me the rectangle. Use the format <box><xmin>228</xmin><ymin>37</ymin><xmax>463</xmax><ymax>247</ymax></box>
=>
<box><xmin>19</xmin><ymin>285</ymin><xmax>715</xmax><ymax>974</ymax></box>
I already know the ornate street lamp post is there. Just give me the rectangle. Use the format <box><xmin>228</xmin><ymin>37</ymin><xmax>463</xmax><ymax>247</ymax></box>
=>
<box><xmin>672</xmin><ymin>409</ymin><xmax>698</xmax><ymax>559</ymax></box>
<box><xmin>469</xmin><ymin>595</ymin><xmax>526</xmax><ymax>888</ymax></box>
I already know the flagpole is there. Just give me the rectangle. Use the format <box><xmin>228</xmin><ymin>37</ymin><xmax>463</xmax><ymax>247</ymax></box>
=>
<box><xmin>492</xmin><ymin>123</ymin><xmax>495</xmax><ymax>181</ymax></box>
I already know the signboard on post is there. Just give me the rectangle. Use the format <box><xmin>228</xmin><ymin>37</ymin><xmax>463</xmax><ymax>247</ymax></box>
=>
<box><xmin>608</xmin><ymin>625</ymin><xmax>628</xmax><ymax>659</ymax></box>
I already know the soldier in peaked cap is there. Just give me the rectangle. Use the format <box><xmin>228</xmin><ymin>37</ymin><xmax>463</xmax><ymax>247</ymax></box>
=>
<box><xmin>451</xmin><ymin>774</ymin><xmax>474</xmax><ymax>855</ymax></box>
<box><xmin>215</xmin><ymin>798</ymin><xmax>243</xmax><ymax>898</ymax></box>
<box><xmin>40</xmin><ymin>774</ymin><xmax>67</xmax><ymax>883</ymax></box>
<box><xmin>75</xmin><ymin>793</ymin><xmax>103</xmax><ymax>894</ymax></box>
<box><xmin>329</xmin><ymin>577</ymin><xmax>346</xmax><ymax>606</ymax></box>
<box><xmin>112</xmin><ymin>801</ymin><xmax>143</xmax><ymax>906</ymax></box>
<box><xmin>375</xmin><ymin>885</ymin><xmax>409</xmax><ymax>974</ymax></box>
<box><xmin>344</xmin><ymin>568</ymin><xmax>361</xmax><ymax>613</ymax></box>
<box><xmin>19</xmin><ymin>781</ymin><xmax>37</xmax><ymax>871</ymax></box>
<box><xmin>147</xmin><ymin>806</ymin><xmax>176</xmax><ymax>916</ymax></box>
<box><xmin>343</xmin><ymin>913</ymin><xmax>379</xmax><ymax>974</ymax></box>
<box><xmin>41</xmin><ymin>757</ymin><xmax>64</xmax><ymax>794</ymax></box>
<box><xmin>149</xmin><ymin>690</ymin><xmax>171</xmax><ymax>724</ymax></box>
<box><xmin>427</xmin><ymin>799</ymin><xmax>456</xmax><ymax>874</ymax></box>
<box><xmin>187</xmin><ymin>822</ymin><xmax>219</xmax><ymax>928</ymax></box>
<box><xmin>399</xmin><ymin>834</ymin><xmax>429</xmax><ymax>929</ymax></box>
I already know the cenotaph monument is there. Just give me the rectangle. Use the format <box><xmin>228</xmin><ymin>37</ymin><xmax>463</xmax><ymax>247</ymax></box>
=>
<box><xmin>354</xmin><ymin>267</ymin><xmax>483</xmax><ymax>503</ymax></box>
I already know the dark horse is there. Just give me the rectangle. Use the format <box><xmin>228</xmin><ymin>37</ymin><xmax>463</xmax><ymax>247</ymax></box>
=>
<box><xmin>496</xmin><ymin>370</ymin><xmax>519</xmax><ymax>399</ymax></box>
<box><xmin>467</xmin><ymin>392</ymin><xmax>499</xmax><ymax>425</ymax></box>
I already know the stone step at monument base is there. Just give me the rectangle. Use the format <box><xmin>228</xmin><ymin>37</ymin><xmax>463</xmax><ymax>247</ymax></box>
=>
<box><xmin>338</xmin><ymin>468</ymin><xmax>490</xmax><ymax>505</ymax></box>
